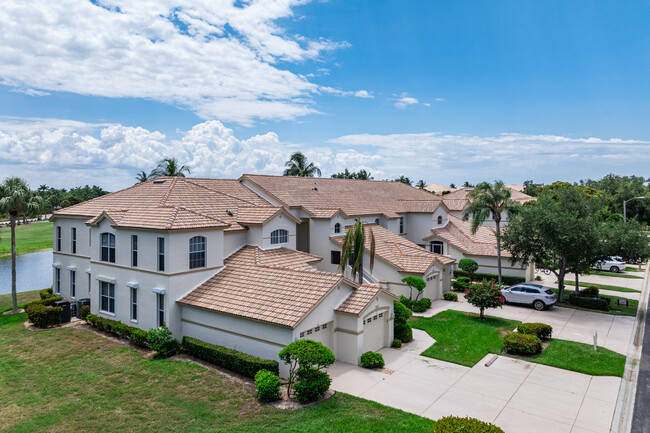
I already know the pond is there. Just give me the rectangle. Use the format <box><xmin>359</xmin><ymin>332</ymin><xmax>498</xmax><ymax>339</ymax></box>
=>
<box><xmin>0</xmin><ymin>250</ymin><xmax>53</xmax><ymax>295</ymax></box>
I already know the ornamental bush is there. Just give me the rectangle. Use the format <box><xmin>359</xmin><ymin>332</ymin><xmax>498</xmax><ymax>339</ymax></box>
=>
<box><xmin>393</xmin><ymin>301</ymin><xmax>413</xmax><ymax>343</ymax></box>
<box><xmin>279</xmin><ymin>339</ymin><xmax>335</xmax><ymax>400</ymax></box>
<box><xmin>401</xmin><ymin>296</ymin><xmax>432</xmax><ymax>312</ymax></box>
<box><xmin>458</xmin><ymin>258</ymin><xmax>479</xmax><ymax>274</ymax></box>
<box><xmin>503</xmin><ymin>333</ymin><xmax>542</xmax><ymax>355</ymax></box>
<box><xmin>147</xmin><ymin>326</ymin><xmax>180</xmax><ymax>359</ymax></box>
<box><xmin>401</xmin><ymin>276</ymin><xmax>426</xmax><ymax>301</ymax></box>
<box><xmin>568</xmin><ymin>294</ymin><xmax>609</xmax><ymax>311</ymax></box>
<box><xmin>39</xmin><ymin>287</ymin><xmax>53</xmax><ymax>300</ymax></box>
<box><xmin>464</xmin><ymin>280</ymin><xmax>504</xmax><ymax>320</ymax></box>
<box><xmin>25</xmin><ymin>303</ymin><xmax>62</xmax><ymax>328</ymax></box>
<box><xmin>431</xmin><ymin>416</ymin><xmax>504</xmax><ymax>433</ymax></box>
<box><xmin>578</xmin><ymin>286</ymin><xmax>599</xmax><ymax>297</ymax></box>
<box><xmin>391</xmin><ymin>338</ymin><xmax>402</xmax><ymax>348</ymax></box>
<box><xmin>360</xmin><ymin>351</ymin><xmax>385</xmax><ymax>369</ymax></box>
<box><xmin>453</xmin><ymin>270</ymin><xmax>526</xmax><ymax>285</ymax></box>
<box><xmin>254</xmin><ymin>369</ymin><xmax>282</xmax><ymax>402</ymax></box>
<box><xmin>517</xmin><ymin>323</ymin><xmax>552</xmax><ymax>340</ymax></box>
<box><xmin>443</xmin><ymin>292</ymin><xmax>458</xmax><ymax>302</ymax></box>
<box><xmin>80</xmin><ymin>305</ymin><xmax>90</xmax><ymax>321</ymax></box>
<box><xmin>293</xmin><ymin>367</ymin><xmax>332</xmax><ymax>404</ymax></box>
<box><xmin>31</xmin><ymin>295</ymin><xmax>63</xmax><ymax>307</ymax></box>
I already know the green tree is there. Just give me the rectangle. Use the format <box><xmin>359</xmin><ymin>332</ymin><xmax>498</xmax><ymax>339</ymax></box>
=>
<box><xmin>502</xmin><ymin>186</ymin><xmax>604</xmax><ymax>302</ymax></box>
<box><xmin>135</xmin><ymin>170</ymin><xmax>154</xmax><ymax>183</ymax></box>
<box><xmin>415</xmin><ymin>180</ymin><xmax>426</xmax><ymax>189</ymax></box>
<box><xmin>339</xmin><ymin>221</ymin><xmax>375</xmax><ymax>284</ymax></box>
<box><xmin>464</xmin><ymin>280</ymin><xmax>504</xmax><ymax>320</ymax></box>
<box><xmin>278</xmin><ymin>340</ymin><xmax>335</xmax><ymax>399</ymax></box>
<box><xmin>462</xmin><ymin>180</ymin><xmax>520</xmax><ymax>285</ymax></box>
<box><xmin>394</xmin><ymin>175</ymin><xmax>412</xmax><ymax>185</ymax></box>
<box><xmin>152</xmin><ymin>157</ymin><xmax>191</xmax><ymax>177</ymax></box>
<box><xmin>458</xmin><ymin>258</ymin><xmax>479</xmax><ymax>274</ymax></box>
<box><xmin>283</xmin><ymin>152</ymin><xmax>321</xmax><ymax>177</ymax></box>
<box><xmin>0</xmin><ymin>177</ymin><xmax>45</xmax><ymax>311</ymax></box>
<box><xmin>401</xmin><ymin>276</ymin><xmax>426</xmax><ymax>300</ymax></box>
<box><xmin>330</xmin><ymin>169</ymin><xmax>373</xmax><ymax>180</ymax></box>
<box><xmin>602</xmin><ymin>219</ymin><xmax>650</xmax><ymax>261</ymax></box>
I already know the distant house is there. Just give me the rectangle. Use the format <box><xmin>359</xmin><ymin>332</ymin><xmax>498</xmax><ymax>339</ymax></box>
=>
<box><xmin>424</xmin><ymin>183</ymin><xmax>457</xmax><ymax>195</ymax></box>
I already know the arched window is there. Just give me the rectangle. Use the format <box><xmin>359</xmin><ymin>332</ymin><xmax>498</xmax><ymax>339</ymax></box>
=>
<box><xmin>334</xmin><ymin>223</ymin><xmax>341</xmax><ymax>234</ymax></box>
<box><xmin>437</xmin><ymin>215</ymin><xmax>443</xmax><ymax>225</ymax></box>
<box><xmin>271</xmin><ymin>229</ymin><xmax>288</xmax><ymax>245</ymax></box>
<box><xmin>374</xmin><ymin>218</ymin><xmax>380</xmax><ymax>225</ymax></box>
<box><xmin>430</xmin><ymin>241</ymin><xmax>444</xmax><ymax>255</ymax></box>
<box><xmin>189</xmin><ymin>236</ymin><xmax>206</xmax><ymax>269</ymax></box>
<box><xmin>100</xmin><ymin>233</ymin><xmax>115</xmax><ymax>263</ymax></box>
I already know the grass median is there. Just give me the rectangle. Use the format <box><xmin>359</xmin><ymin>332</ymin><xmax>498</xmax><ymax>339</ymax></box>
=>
<box><xmin>557</xmin><ymin>280</ymin><xmax>641</xmax><ymax>293</ymax></box>
<box><xmin>550</xmin><ymin>288</ymin><xmax>638</xmax><ymax>317</ymax></box>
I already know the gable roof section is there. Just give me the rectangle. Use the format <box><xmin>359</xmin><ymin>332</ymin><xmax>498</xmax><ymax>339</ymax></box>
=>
<box><xmin>241</xmin><ymin>174</ymin><xmax>440</xmax><ymax>219</ymax></box>
<box><xmin>178</xmin><ymin>246</ymin><xmax>344</xmax><ymax>328</ymax></box>
<box><xmin>330</xmin><ymin>224</ymin><xmax>455</xmax><ymax>274</ymax></box>
<box><xmin>425</xmin><ymin>215</ymin><xmax>511</xmax><ymax>258</ymax></box>
<box><xmin>335</xmin><ymin>284</ymin><xmax>398</xmax><ymax>316</ymax></box>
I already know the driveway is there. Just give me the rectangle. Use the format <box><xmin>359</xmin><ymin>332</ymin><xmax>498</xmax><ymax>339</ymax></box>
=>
<box><xmin>330</xmin><ymin>329</ymin><xmax>621</xmax><ymax>433</ymax></box>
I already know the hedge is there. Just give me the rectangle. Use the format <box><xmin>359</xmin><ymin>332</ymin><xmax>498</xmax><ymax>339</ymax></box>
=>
<box><xmin>568</xmin><ymin>294</ymin><xmax>610</xmax><ymax>311</ymax></box>
<box><xmin>453</xmin><ymin>270</ymin><xmax>525</xmax><ymax>285</ymax></box>
<box><xmin>86</xmin><ymin>314</ymin><xmax>149</xmax><ymax>348</ymax></box>
<box><xmin>25</xmin><ymin>303</ymin><xmax>62</xmax><ymax>328</ymax></box>
<box><xmin>517</xmin><ymin>323</ymin><xmax>552</xmax><ymax>340</ymax></box>
<box><xmin>502</xmin><ymin>333</ymin><xmax>542</xmax><ymax>355</ymax></box>
<box><xmin>182</xmin><ymin>336</ymin><xmax>279</xmax><ymax>378</ymax></box>
<box><xmin>399</xmin><ymin>296</ymin><xmax>432</xmax><ymax>312</ymax></box>
<box><xmin>32</xmin><ymin>295</ymin><xmax>63</xmax><ymax>307</ymax></box>
<box><xmin>577</xmin><ymin>286</ymin><xmax>599</xmax><ymax>297</ymax></box>
<box><xmin>431</xmin><ymin>416</ymin><xmax>504</xmax><ymax>433</ymax></box>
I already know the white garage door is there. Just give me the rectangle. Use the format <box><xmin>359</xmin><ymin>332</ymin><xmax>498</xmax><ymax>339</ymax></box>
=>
<box><xmin>363</xmin><ymin>312</ymin><xmax>385</xmax><ymax>352</ymax></box>
<box><xmin>301</xmin><ymin>322</ymin><xmax>333</xmax><ymax>350</ymax></box>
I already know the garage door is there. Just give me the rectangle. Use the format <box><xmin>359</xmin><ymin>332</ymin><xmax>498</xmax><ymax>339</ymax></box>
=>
<box><xmin>362</xmin><ymin>312</ymin><xmax>385</xmax><ymax>352</ymax></box>
<box><xmin>301</xmin><ymin>322</ymin><xmax>333</xmax><ymax>350</ymax></box>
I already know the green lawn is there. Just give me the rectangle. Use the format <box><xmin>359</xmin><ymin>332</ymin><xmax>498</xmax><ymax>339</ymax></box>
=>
<box><xmin>0</xmin><ymin>289</ymin><xmax>41</xmax><ymax>312</ymax></box>
<box><xmin>0</xmin><ymin>313</ymin><xmax>433</xmax><ymax>433</ymax></box>
<box><xmin>0</xmin><ymin>221</ymin><xmax>53</xmax><ymax>257</ymax></box>
<box><xmin>410</xmin><ymin>310</ymin><xmax>519</xmax><ymax>367</ymax></box>
<box><xmin>590</xmin><ymin>270</ymin><xmax>644</xmax><ymax>279</ymax></box>
<box><xmin>412</xmin><ymin>311</ymin><xmax>626</xmax><ymax>376</ymax></box>
<box><xmin>550</xmin><ymin>288</ymin><xmax>639</xmax><ymax>317</ymax></box>
<box><xmin>558</xmin><ymin>280</ymin><xmax>641</xmax><ymax>293</ymax></box>
<box><xmin>626</xmin><ymin>266</ymin><xmax>644</xmax><ymax>272</ymax></box>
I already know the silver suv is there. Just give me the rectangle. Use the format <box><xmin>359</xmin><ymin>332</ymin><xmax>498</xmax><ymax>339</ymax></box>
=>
<box><xmin>501</xmin><ymin>283</ymin><xmax>557</xmax><ymax>311</ymax></box>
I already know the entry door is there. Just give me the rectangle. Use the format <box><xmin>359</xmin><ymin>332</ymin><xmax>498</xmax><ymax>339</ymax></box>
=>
<box><xmin>363</xmin><ymin>312</ymin><xmax>385</xmax><ymax>352</ymax></box>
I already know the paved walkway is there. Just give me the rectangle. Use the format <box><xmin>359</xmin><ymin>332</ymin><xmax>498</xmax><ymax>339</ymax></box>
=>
<box><xmin>330</xmin><ymin>329</ymin><xmax>621</xmax><ymax>433</ymax></box>
<box><xmin>538</xmin><ymin>271</ymin><xmax>645</xmax><ymax>297</ymax></box>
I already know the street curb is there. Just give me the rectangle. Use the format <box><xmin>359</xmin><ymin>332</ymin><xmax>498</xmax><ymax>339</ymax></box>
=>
<box><xmin>612</xmin><ymin>264</ymin><xmax>650</xmax><ymax>433</ymax></box>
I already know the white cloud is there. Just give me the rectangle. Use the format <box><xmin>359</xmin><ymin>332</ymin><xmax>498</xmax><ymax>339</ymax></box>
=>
<box><xmin>0</xmin><ymin>0</ymin><xmax>357</xmax><ymax>125</ymax></box>
<box><xmin>394</xmin><ymin>95</ymin><xmax>419</xmax><ymax>109</ymax></box>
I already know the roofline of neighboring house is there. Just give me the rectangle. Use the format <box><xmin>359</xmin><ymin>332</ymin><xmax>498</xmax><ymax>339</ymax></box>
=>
<box><xmin>334</xmin><ymin>287</ymin><xmax>400</xmax><ymax>317</ymax></box>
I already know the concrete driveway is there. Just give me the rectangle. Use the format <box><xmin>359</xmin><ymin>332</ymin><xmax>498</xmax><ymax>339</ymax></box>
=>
<box><xmin>329</xmin><ymin>329</ymin><xmax>621</xmax><ymax>433</ymax></box>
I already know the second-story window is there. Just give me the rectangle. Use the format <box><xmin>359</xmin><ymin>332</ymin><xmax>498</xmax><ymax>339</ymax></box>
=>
<box><xmin>71</xmin><ymin>228</ymin><xmax>76</xmax><ymax>254</ymax></box>
<box><xmin>157</xmin><ymin>237</ymin><xmax>165</xmax><ymax>271</ymax></box>
<box><xmin>399</xmin><ymin>216</ymin><xmax>404</xmax><ymax>234</ymax></box>
<box><xmin>437</xmin><ymin>215</ymin><xmax>443</xmax><ymax>225</ymax></box>
<box><xmin>189</xmin><ymin>236</ymin><xmax>206</xmax><ymax>269</ymax></box>
<box><xmin>56</xmin><ymin>226</ymin><xmax>61</xmax><ymax>251</ymax></box>
<box><xmin>131</xmin><ymin>235</ymin><xmax>138</xmax><ymax>267</ymax></box>
<box><xmin>100</xmin><ymin>233</ymin><xmax>115</xmax><ymax>263</ymax></box>
<box><xmin>334</xmin><ymin>223</ymin><xmax>341</xmax><ymax>234</ymax></box>
<box><xmin>270</xmin><ymin>229</ymin><xmax>288</xmax><ymax>245</ymax></box>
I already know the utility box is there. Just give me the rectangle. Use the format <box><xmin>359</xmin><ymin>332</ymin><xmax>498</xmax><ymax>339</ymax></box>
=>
<box><xmin>76</xmin><ymin>298</ymin><xmax>90</xmax><ymax>319</ymax></box>
<box><xmin>54</xmin><ymin>300</ymin><xmax>71</xmax><ymax>323</ymax></box>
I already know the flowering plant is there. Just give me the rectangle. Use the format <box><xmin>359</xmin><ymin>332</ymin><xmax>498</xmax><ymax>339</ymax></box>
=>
<box><xmin>464</xmin><ymin>280</ymin><xmax>504</xmax><ymax>320</ymax></box>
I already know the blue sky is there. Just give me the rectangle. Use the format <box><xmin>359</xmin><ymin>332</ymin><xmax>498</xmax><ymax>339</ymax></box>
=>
<box><xmin>0</xmin><ymin>0</ymin><xmax>648</xmax><ymax>190</ymax></box>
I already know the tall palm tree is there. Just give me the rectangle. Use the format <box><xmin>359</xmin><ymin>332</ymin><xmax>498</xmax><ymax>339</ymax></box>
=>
<box><xmin>394</xmin><ymin>175</ymin><xmax>412</xmax><ymax>186</ymax></box>
<box><xmin>0</xmin><ymin>177</ymin><xmax>44</xmax><ymax>312</ymax></box>
<box><xmin>416</xmin><ymin>180</ymin><xmax>426</xmax><ymax>189</ymax></box>
<box><xmin>152</xmin><ymin>157</ymin><xmax>191</xmax><ymax>178</ymax></box>
<box><xmin>339</xmin><ymin>221</ymin><xmax>376</xmax><ymax>284</ymax></box>
<box><xmin>283</xmin><ymin>152</ymin><xmax>321</xmax><ymax>177</ymax></box>
<box><xmin>135</xmin><ymin>170</ymin><xmax>153</xmax><ymax>183</ymax></box>
<box><xmin>462</xmin><ymin>180</ymin><xmax>519</xmax><ymax>285</ymax></box>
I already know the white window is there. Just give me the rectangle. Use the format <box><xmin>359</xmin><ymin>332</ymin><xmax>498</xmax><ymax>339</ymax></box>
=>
<box><xmin>157</xmin><ymin>237</ymin><xmax>165</xmax><ymax>271</ymax></box>
<box><xmin>130</xmin><ymin>287</ymin><xmax>138</xmax><ymax>322</ymax></box>
<box><xmin>156</xmin><ymin>293</ymin><xmax>165</xmax><ymax>327</ymax></box>
<box><xmin>56</xmin><ymin>226</ymin><xmax>62</xmax><ymax>251</ymax></box>
<box><xmin>70</xmin><ymin>270</ymin><xmax>76</xmax><ymax>298</ymax></box>
<box><xmin>189</xmin><ymin>236</ymin><xmax>206</xmax><ymax>269</ymax></box>
<box><xmin>100</xmin><ymin>233</ymin><xmax>115</xmax><ymax>263</ymax></box>
<box><xmin>270</xmin><ymin>229</ymin><xmax>288</xmax><ymax>245</ymax></box>
<box><xmin>54</xmin><ymin>268</ymin><xmax>61</xmax><ymax>294</ymax></box>
<box><xmin>430</xmin><ymin>241</ymin><xmax>444</xmax><ymax>255</ymax></box>
<box><xmin>334</xmin><ymin>222</ymin><xmax>341</xmax><ymax>234</ymax></box>
<box><xmin>399</xmin><ymin>216</ymin><xmax>404</xmax><ymax>234</ymax></box>
<box><xmin>131</xmin><ymin>235</ymin><xmax>138</xmax><ymax>267</ymax></box>
<box><xmin>100</xmin><ymin>281</ymin><xmax>115</xmax><ymax>314</ymax></box>
<box><xmin>71</xmin><ymin>227</ymin><xmax>76</xmax><ymax>254</ymax></box>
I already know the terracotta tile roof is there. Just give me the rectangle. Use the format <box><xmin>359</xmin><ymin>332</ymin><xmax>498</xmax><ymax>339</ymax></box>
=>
<box><xmin>54</xmin><ymin>177</ymin><xmax>282</xmax><ymax>231</ymax></box>
<box><xmin>331</xmin><ymin>224</ymin><xmax>455</xmax><ymax>275</ymax></box>
<box><xmin>178</xmin><ymin>246</ymin><xmax>344</xmax><ymax>327</ymax></box>
<box><xmin>335</xmin><ymin>284</ymin><xmax>397</xmax><ymax>315</ymax></box>
<box><xmin>441</xmin><ymin>187</ymin><xmax>535</xmax><ymax>212</ymax></box>
<box><xmin>398</xmin><ymin>199</ymin><xmax>442</xmax><ymax>213</ymax></box>
<box><xmin>241</xmin><ymin>174</ymin><xmax>440</xmax><ymax>219</ymax></box>
<box><xmin>425</xmin><ymin>215</ymin><xmax>511</xmax><ymax>258</ymax></box>
<box><xmin>424</xmin><ymin>183</ymin><xmax>457</xmax><ymax>195</ymax></box>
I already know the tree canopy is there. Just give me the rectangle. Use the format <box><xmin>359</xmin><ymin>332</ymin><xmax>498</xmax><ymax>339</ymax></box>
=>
<box><xmin>283</xmin><ymin>152</ymin><xmax>321</xmax><ymax>177</ymax></box>
<box><xmin>330</xmin><ymin>168</ymin><xmax>373</xmax><ymax>180</ymax></box>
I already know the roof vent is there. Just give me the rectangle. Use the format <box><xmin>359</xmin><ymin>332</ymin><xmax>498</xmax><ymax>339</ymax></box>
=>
<box><xmin>153</xmin><ymin>179</ymin><xmax>166</xmax><ymax>184</ymax></box>
<box><xmin>313</xmin><ymin>187</ymin><xmax>318</xmax><ymax>191</ymax></box>
<box><xmin>226</xmin><ymin>210</ymin><xmax>234</xmax><ymax>216</ymax></box>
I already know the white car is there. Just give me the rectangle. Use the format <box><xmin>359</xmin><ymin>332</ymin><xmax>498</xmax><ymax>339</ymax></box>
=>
<box><xmin>501</xmin><ymin>284</ymin><xmax>557</xmax><ymax>311</ymax></box>
<box><xmin>593</xmin><ymin>257</ymin><xmax>626</xmax><ymax>273</ymax></box>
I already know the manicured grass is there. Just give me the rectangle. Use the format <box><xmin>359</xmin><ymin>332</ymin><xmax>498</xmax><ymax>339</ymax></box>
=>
<box><xmin>0</xmin><ymin>221</ymin><xmax>53</xmax><ymax>257</ymax></box>
<box><xmin>0</xmin><ymin>289</ymin><xmax>41</xmax><ymax>312</ymax></box>
<box><xmin>522</xmin><ymin>339</ymin><xmax>626</xmax><ymax>377</ymax></box>
<box><xmin>557</xmin><ymin>280</ymin><xmax>641</xmax><ymax>293</ymax></box>
<box><xmin>590</xmin><ymin>270</ymin><xmax>644</xmax><ymax>279</ymax></box>
<box><xmin>550</xmin><ymin>288</ymin><xmax>638</xmax><ymax>317</ymax></box>
<box><xmin>0</xmin><ymin>313</ymin><xmax>434</xmax><ymax>433</ymax></box>
<box><xmin>410</xmin><ymin>310</ymin><xmax>520</xmax><ymax>367</ymax></box>
<box><xmin>626</xmin><ymin>266</ymin><xmax>644</xmax><ymax>272</ymax></box>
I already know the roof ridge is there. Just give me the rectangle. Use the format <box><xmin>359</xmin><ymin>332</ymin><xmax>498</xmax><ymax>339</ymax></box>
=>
<box><xmin>166</xmin><ymin>206</ymin><xmax>180</xmax><ymax>229</ymax></box>
<box><xmin>183</xmin><ymin>177</ymin><xmax>264</xmax><ymax>207</ymax></box>
<box><xmin>159</xmin><ymin>177</ymin><xmax>178</xmax><ymax>207</ymax></box>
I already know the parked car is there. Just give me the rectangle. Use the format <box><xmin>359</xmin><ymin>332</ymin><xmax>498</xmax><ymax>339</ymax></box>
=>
<box><xmin>593</xmin><ymin>256</ymin><xmax>627</xmax><ymax>273</ymax></box>
<box><xmin>501</xmin><ymin>284</ymin><xmax>557</xmax><ymax>311</ymax></box>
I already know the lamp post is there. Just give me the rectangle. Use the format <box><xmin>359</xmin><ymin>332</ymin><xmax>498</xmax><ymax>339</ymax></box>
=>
<box><xmin>623</xmin><ymin>197</ymin><xmax>646</xmax><ymax>223</ymax></box>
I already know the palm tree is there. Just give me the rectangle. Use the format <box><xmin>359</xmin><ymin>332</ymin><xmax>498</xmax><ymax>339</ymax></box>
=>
<box><xmin>0</xmin><ymin>177</ymin><xmax>45</xmax><ymax>312</ymax></box>
<box><xmin>394</xmin><ymin>175</ymin><xmax>412</xmax><ymax>186</ymax></box>
<box><xmin>283</xmin><ymin>152</ymin><xmax>321</xmax><ymax>177</ymax></box>
<box><xmin>135</xmin><ymin>171</ymin><xmax>153</xmax><ymax>183</ymax></box>
<box><xmin>152</xmin><ymin>157</ymin><xmax>191</xmax><ymax>178</ymax></box>
<box><xmin>462</xmin><ymin>180</ymin><xmax>519</xmax><ymax>285</ymax></box>
<box><xmin>339</xmin><ymin>221</ymin><xmax>376</xmax><ymax>284</ymax></box>
<box><xmin>416</xmin><ymin>180</ymin><xmax>426</xmax><ymax>189</ymax></box>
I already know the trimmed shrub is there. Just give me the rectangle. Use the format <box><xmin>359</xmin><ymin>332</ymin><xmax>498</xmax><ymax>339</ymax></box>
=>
<box><xmin>394</xmin><ymin>322</ymin><xmax>413</xmax><ymax>343</ymax></box>
<box><xmin>394</xmin><ymin>301</ymin><xmax>413</xmax><ymax>323</ymax></box>
<box><xmin>503</xmin><ymin>333</ymin><xmax>542</xmax><ymax>355</ymax></box>
<box><xmin>32</xmin><ymin>295</ymin><xmax>63</xmax><ymax>307</ymax></box>
<box><xmin>568</xmin><ymin>294</ymin><xmax>609</xmax><ymax>311</ymax></box>
<box><xmin>39</xmin><ymin>287</ymin><xmax>53</xmax><ymax>300</ymax></box>
<box><xmin>453</xmin><ymin>270</ymin><xmax>525</xmax><ymax>286</ymax></box>
<box><xmin>293</xmin><ymin>367</ymin><xmax>332</xmax><ymax>404</ymax></box>
<box><xmin>360</xmin><ymin>352</ymin><xmax>385</xmax><ymax>369</ymax></box>
<box><xmin>458</xmin><ymin>258</ymin><xmax>479</xmax><ymax>274</ymax></box>
<box><xmin>578</xmin><ymin>286</ymin><xmax>599</xmax><ymax>297</ymax></box>
<box><xmin>443</xmin><ymin>292</ymin><xmax>458</xmax><ymax>302</ymax></box>
<box><xmin>86</xmin><ymin>314</ymin><xmax>149</xmax><ymax>348</ymax></box>
<box><xmin>129</xmin><ymin>328</ymin><xmax>149</xmax><ymax>347</ymax></box>
<box><xmin>25</xmin><ymin>303</ymin><xmax>62</xmax><ymax>328</ymax></box>
<box><xmin>402</xmin><ymin>276</ymin><xmax>426</xmax><ymax>301</ymax></box>
<box><xmin>146</xmin><ymin>326</ymin><xmax>179</xmax><ymax>359</ymax></box>
<box><xmin>254</xmin><ymin>369</ymin><xmax>282</xmax><ymax>402</ymax></box>
<box><xmin>412</xmin><ymin>298</ymin><xmax>432</xmax><ymax>312</ymax></box>
<box><xmin>80</xmin><ymin>305</ymin><xmax>90</xmax><ymax>321</ymax></box>
<box><xmin>391</xmin><ymin>338</ymin><xmax>402</xmax><ymax>348</ymax></box>
<box><xmin>431</xmin><ymin>416</ymin><xmax>504</xmax><ymax>433</ymax></box>
<box><xmin>517</xmin><ymin>323</ymin><xmax>552</xmax><ymax>340</ymax></box>
<box><xmin>183</xmin><ymin>336</ymin><xmax>279</xmax><ymax>378</ymax></box>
